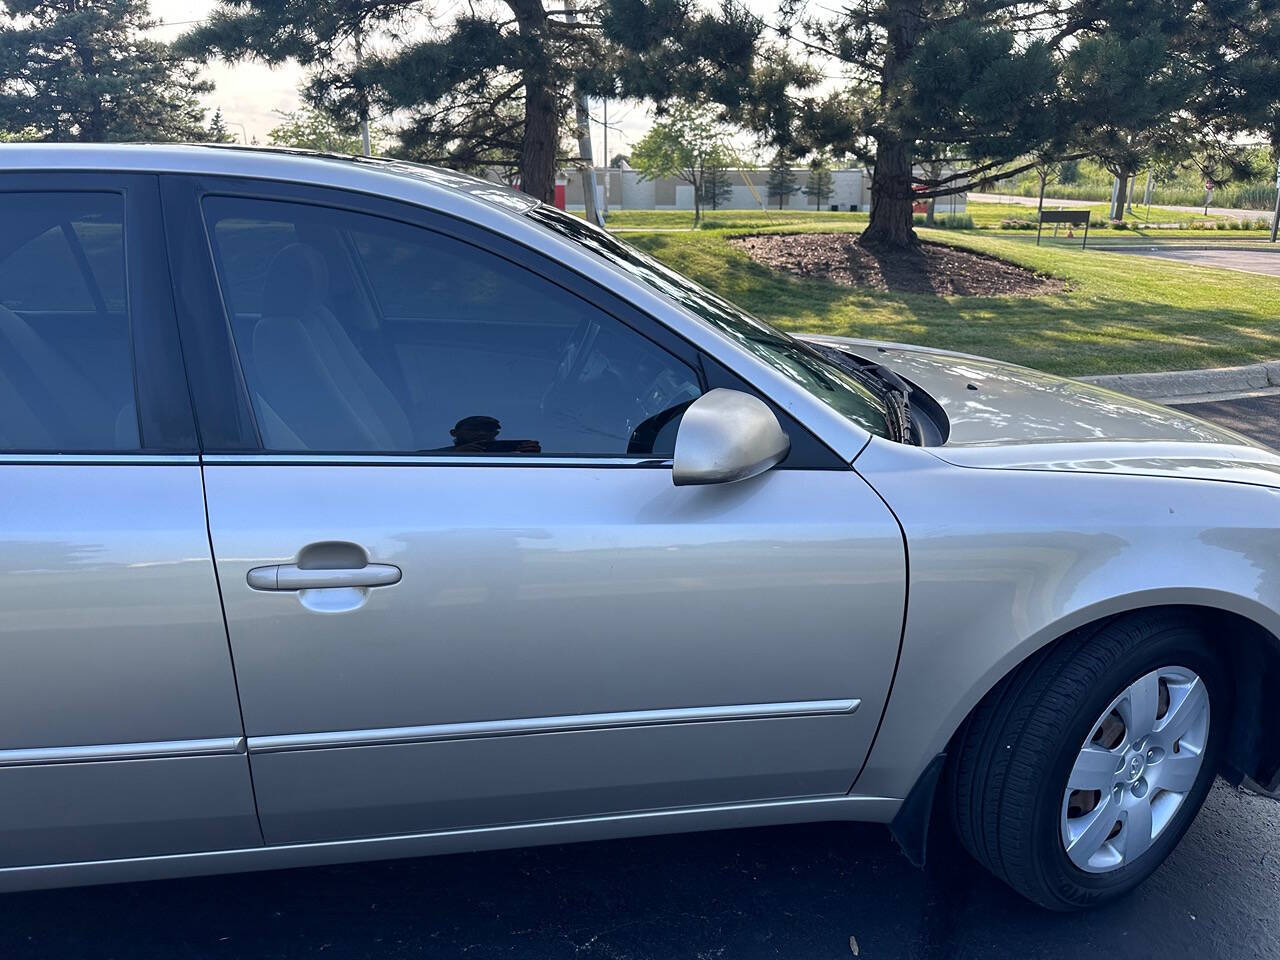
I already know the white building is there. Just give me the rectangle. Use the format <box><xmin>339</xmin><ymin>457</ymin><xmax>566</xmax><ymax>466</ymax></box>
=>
<box><xmin>554</xmin><ymin>166</ymin><xmax>968</xmax><ymax>214</ymax></box>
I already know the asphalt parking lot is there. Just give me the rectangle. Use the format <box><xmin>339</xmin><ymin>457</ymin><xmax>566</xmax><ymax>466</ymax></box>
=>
<box><xmin>1</xmin><ymin>395</ymin><xmax>1277</xmax><ymax>960</ymax></box>
<box><xmin>1104</xmin><ymin>245</ymin><xmax>1280</xmax><ymax>277</ymax></box>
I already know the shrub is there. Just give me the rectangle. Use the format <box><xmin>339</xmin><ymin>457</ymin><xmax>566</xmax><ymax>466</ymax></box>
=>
<box><xmin>1000</xmin><ymin>218</ymin><xmax>1037</xmax><ymax>230</ymax></box>
<box><xmin>914</xmin><ymin>212</ymin><xmax>975</xmax><ymax>229</ymax></box>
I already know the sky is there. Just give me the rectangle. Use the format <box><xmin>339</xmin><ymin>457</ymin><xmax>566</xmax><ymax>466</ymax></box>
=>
<box><xmin>148</xmin><ymin>0</ymin><xmax>789</xmax><ymax>159</ymax></box>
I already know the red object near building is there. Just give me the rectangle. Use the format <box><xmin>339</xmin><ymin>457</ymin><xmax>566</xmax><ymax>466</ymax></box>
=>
<box><xmin>912</xmin><ymin>184</ymin><xmax>929</xmax><ymax>214</ymax></box>
<box><xmin>554</xmin><ymin>184</ymin><xmax>566</xmax><ymax>209</ymax></box>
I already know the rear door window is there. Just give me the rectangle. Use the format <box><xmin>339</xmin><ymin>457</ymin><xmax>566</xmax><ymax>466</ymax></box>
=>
<box><xmin>0</xmin><ymin>192</ymin><xmax>138</xmax><ymax>450</ymax></box>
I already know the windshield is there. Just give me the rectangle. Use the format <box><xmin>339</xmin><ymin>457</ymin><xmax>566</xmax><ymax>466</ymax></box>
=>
<box><xmin>526</xmin><ymin>206</ymin><xmax>894</xmax><ymax>441</ymax></box>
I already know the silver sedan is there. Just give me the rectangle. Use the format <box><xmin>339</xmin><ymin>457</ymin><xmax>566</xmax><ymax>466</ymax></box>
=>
<box><xmin>0</xmin><ymin>143</ymin><xmax>1275</xmax><ymax>910</ymax></box>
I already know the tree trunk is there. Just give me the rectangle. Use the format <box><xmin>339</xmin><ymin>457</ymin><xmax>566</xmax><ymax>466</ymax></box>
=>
<box><xmin>1109</xmin><ymin>173</ymin><xmax>1130</xmax><ymax>220</ymax></box>
<box><xmin>512</xmin><ymin>0</ymin><xmax>557</xmax><ymax>203</ymax></box>
<box><xmin>860</xmin><ymin>0</ymin><xmax>923</xmax><ymax>248</ymax></box>
<box><xmin>1036</xmin><ymin>170</ymin><xmax>1047</xmax><ymax>220</ymax></box>
<box><xmin>861</xmin><ymin>138</ymin><xmax>916</xmax><ymax>247</ymax></box>
<box><xmin>1100</xmin><ymin>171</ymin><xmax>1131</xmax><ymax>221</ymax></box>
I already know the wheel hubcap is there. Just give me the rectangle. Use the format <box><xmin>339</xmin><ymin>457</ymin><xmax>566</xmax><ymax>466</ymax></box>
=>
<box><xmin>1060</xmin><ymin>666</ymin><xmax>1210</xmax><ymax>874</ymax></box>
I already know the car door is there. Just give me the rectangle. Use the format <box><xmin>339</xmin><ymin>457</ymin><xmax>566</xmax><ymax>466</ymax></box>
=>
<box><xmin>164</xmin><ymin>175</ymin><xmax>906</xmax><ymax>846</ymax></box>
<box><xmin>0</xmin><ymin>173</ymin><xmax>259</xmax><ymax>869</ymax></box>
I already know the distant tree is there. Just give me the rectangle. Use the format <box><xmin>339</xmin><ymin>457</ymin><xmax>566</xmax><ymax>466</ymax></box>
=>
<box><xmin>701</xmin><ymin>153</ymin><xmax>735</xmax><ymax>210</ymax></box>
<box><xmin>1030</xmin><ymin>153</ymin><xmax>1066</xmax><ymax>221</ymax></box>
<box><xmin>766</xmin><ymin>151</ymin><xmax>798</xmax><ymax>210</ymax></box>
<box><xmin>267</xmin><ymin>106</ymin><xmax>379</xmax><ymax>154</ymax></box>
<box><xmin>609</xmin><ymin>153</ymin><xmax>630</xmax><ymax>168</ymax></box>
<box><xmin>803</xmin><ymin>154</ymin><xmax>834</xmax><ymax>209</ymax></box>
<box><xmin>206</xmin><ymin>108</ymin><xmax>237</xmax><ymax>144</ymax></box>
<box><xmin>1178</xmin><ymin>134</ymin><xmax>1259</xmax><ymax>214</ymax></box>
<box><xmin>0</xmin><ymin>0</ymin><xmax>213</xmax><ymax>142</ymax></box>
<box><xmin>630</xmin><ymin>104</ymin><xmax>733</xmax><ymax>225</ymax></box>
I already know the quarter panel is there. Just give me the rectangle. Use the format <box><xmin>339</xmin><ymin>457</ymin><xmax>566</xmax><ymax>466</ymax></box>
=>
<box><xmin>852</xmin><ymin>438</ymin><xmax>1280</xmax><ymax>799</ymax></box>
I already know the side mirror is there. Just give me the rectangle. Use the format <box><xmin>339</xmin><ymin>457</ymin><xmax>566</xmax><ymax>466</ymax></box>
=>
<box><xmin>672</xmin><ymin>388</ymin><xmax>791</xmax><ymax>486</ymax></box>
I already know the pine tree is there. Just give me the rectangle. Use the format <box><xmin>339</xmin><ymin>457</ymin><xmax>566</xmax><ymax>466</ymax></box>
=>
<box><xmin>780</xmin><ymin>0</ymin><xmax>1261</xmax><ymax>247</ymax></box>
<box><xmin>766</xmin><ymin>152</ymin><xmax>798</xmax><ymax>210</ymax></box>
<box><xmin>183</xmin><ymin>1</ymin><xmax>764</xmax><ymax>204</ymax></box>
<box><xmin>701</xmin><ymin>155</ymin><xmax>734</xmax><ymax>211</ymax></box>
<box><xmin>0</xmin><ymin>0</ymin><xmax>213</xmax><ymax>142</ymax></box>
<box><xmin>178</xmin><ymin>0</ymin><xmax>389</xmax><ymax>156</ymax></box>
<box><xmin>206</xmin><ymin>108</ymin><xmax>236</xmax><ymax>143</ymax></box>
<box><xmin>803</xmin><ymin>155</ymin><xmax>834</xmax><ymax>209</ymax></box>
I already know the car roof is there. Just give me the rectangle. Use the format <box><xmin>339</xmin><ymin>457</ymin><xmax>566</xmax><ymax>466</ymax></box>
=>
<box><xmin>0</xmin><ymin>142</ymin><xmax>540</xmax><ymax>217</ymax></box>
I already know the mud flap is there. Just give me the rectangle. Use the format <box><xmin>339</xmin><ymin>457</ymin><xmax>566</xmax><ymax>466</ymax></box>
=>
<box><xmin>889</xmin><ymin>753</ymin><xmax>946</xmax><ymax>868</ymax></box>
<box><xmin>1241</xmin><ymin>775</ymin><xmax>1280</xmax><ymax>801</ymax></box>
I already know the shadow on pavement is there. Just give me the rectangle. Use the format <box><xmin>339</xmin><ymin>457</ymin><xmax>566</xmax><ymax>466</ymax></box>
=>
<box><xmin>0</xmin><ymin>782</ymin><xmax>1275</xmax><ymax>960</ymax></box>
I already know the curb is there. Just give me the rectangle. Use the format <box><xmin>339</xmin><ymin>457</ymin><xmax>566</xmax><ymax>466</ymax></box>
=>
<box><xmin>1080</xmin><ymin>361</ymin><xmax>1280</xmax><ymax>402</ymax></box>
<box><xmin>1097</xmin><ymin>242</ymin><xmax>1280</xmax><ymax>252</ymax></box>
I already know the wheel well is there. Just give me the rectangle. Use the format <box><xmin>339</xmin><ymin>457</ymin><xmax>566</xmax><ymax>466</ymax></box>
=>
<box><xmin>972</xmin><ymin>604</ymin><xmax>1280</xmax><ymax>793</ymax></box>
<box><xmin>893</xmin><ymin>603</ymin><xmax>1280</xmax><ymax>868</ymax></box>
<box><xmin>1187</xmin><ymin>605</ymin><xmax>1280</xmax><ymax>792</ymax></box>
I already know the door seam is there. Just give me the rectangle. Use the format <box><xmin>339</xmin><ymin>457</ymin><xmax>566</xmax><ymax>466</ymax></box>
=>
<box><xmin>198</xmin><ymin>458</ymin><xmax>267</xmax><ymax>846</ymax></box>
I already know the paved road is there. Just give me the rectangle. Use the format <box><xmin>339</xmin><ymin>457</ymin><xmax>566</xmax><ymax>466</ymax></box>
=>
<box><xmin>1</xmin><ymin>397</ymin><xmax>1278</xmax><ymax>960</ymax></box>
<box><xmin>1178</xmin><ymin>393</ymin><xmax>1280</xmax><ymax>446</ymax></box>
<box><xmin>972</xmin><ymin>191</ymin><xmax>1267</xmax><ymax>222</ymax></box>
<box><xmin>1102</xmin><ymin>246</ymin><xmax>1280</xmax><ymax>277</ymax></box>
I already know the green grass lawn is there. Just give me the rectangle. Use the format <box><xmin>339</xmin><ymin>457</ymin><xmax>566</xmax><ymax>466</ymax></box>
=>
<box><xmin>611</xmin><ymin>212</ymin><xmax>1280</xmax><ymax>376</ymax></box>
<box><xmin>604</xmin><ymin>202</ymin><xmax>1273</xmax><ymax>239</ymax></box>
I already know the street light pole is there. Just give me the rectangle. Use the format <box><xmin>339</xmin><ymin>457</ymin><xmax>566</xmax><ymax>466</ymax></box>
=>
<box><xmin>355</xmin><ymin>25</ymin><xmax>371</xmax><ymax>157</ymax></box>
<box><xmin>602</xmin><ymin>98</ymin><xmax>609</xmax><ymax>218</ymax></box>
<box><xmin>1272</xmin><ymin>159</ymin><xmax>1280</xmax><ymax>243</ymax></box>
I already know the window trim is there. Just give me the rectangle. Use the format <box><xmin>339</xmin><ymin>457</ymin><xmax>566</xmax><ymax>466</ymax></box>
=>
<box><xmin>0</xmin><ymin>173</ymin><xmax>197</xmax><ymax>455</ymax></box>
<box><xmin>161</xmin><ymin>173</ymin><xmax>843</xmax><ymax>469</ymax></box>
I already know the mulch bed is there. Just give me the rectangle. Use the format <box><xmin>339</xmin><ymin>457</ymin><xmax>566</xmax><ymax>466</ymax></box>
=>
<box><xmin>730</xmin><ymin>233</ymin><xmax>1065</xmax><ymax>296</ymax></box>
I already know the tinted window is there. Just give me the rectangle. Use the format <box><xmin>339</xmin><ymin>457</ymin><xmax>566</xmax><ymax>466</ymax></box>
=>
<box><xmin>202</xmin><ymin>196</ymin><xmax>701</xmax><ymax>456</ymax></box>
<box><xmin>0</xmin><ymin>192</ymin><xmax>138</xmax><ymax>450</ymax></box>
<box><xmin>527</xmin><ymin>205</ymin><xmax>893</xmax><ymax>440</ymax></box>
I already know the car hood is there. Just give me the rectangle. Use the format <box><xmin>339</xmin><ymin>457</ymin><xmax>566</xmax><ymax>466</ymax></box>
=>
<box><xmin>803</xmin><ymin>335</ymin><xmax>1280</xmax><ymax>489</ymax></box>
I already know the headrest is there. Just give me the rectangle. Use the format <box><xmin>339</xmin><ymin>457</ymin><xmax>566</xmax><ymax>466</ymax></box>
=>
<box><xmin>262</xmin><ymin>243</ymin><xmax>330</xmax><ymax>317</ymax></box>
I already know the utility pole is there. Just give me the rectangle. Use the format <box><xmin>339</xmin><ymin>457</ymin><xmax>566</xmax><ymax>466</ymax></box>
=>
<box><xmin>565</xmin><ymin>0</ymin><xmax>603</xmax><ymax>226</ymax></box>
<box><xmin>355</xmin><ymin>25</ymin><xmax>371</xmax><ymax>156</ymax></box>
<box><xmin>601</xmin><ymin>98</ymin><xmax>609</xmax><ymax>218</ymax></box>
<box><xmin>1272</xmin><ymin>159</ymin><xmax>1280</xmax><ymax>243</ymax></box>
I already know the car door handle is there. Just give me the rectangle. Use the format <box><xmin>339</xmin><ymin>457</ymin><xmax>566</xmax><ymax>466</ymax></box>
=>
<box><xmin>246</xmin><ymin>563</ymin><xmax>402</xmax><ymax>591</ymax></box>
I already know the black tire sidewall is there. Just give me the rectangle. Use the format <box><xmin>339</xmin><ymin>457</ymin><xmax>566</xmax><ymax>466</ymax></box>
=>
<box><xmin>1027</xmin><ymin>628</ymin><xmax>1230</xmax><ymax>908</ymax></box>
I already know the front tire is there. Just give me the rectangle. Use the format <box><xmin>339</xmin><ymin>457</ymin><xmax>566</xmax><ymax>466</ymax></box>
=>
<box><xmin>946</xmin><ymin>611</ymin><xmax>1229</xmax><ymax>910</ymax></box>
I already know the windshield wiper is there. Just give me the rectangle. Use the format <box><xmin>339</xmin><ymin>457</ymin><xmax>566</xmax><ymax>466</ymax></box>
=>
<box><xmin>808</xmin><ymin>343</ymin><xmax>917</xmax><ymax>445</ymax></box>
